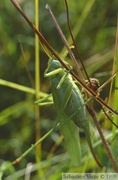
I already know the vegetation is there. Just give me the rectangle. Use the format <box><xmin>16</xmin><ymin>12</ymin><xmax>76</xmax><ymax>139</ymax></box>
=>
<box><xmin>0</xmin><ymin>0</ymin><xmax>118</xmax><ymax>179</ymax></box>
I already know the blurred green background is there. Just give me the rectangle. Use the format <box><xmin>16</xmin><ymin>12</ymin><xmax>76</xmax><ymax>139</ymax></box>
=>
<box><xmin>0</xmin><ymin>0</ymin><xmax>118</xmax><ymax>179</ymax></box>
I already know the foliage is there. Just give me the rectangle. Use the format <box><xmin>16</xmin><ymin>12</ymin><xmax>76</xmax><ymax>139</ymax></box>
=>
<box><xmin>0</xmin><ymin>0</ymin><xmax>118</xmax><ymax>179</ymax></box>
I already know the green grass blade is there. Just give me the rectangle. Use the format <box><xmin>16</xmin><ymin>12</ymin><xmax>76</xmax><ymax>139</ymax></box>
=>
<box><xmin>112</xmin><ymin>24</ymin><xmax>118</xmax><ymax>137</ymax></box>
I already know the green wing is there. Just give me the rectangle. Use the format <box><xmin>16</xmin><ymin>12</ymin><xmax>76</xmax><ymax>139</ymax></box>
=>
<box><xmin>52</xmin><ymin>85</ymin><xmax>81</xmax><ymax>166</ymax></box>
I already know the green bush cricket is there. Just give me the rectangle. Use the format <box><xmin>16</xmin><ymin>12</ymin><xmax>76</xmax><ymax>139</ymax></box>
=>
<box><xmin>11</xmin><ymin>0</ymin><xmax>118</xmax><ymax>171</ymax></box>
<box><xmin>44</xmin><ymin>58</ymin><xmax>102</xmax><ymax>167</ymax></box>
<box><xmin>45</xmin><ymin>2</ymin><xmax>118</xmax><ymax>170</ymax></box>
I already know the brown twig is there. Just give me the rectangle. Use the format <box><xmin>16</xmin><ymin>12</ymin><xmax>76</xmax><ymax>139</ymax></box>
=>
<box><xmin>87</xmin><ymin>106</ymin><xmax>118</xmax><ymax>172</ymax></box>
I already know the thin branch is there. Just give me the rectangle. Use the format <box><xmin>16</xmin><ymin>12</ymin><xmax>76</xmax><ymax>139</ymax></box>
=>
<box><xmin>87</xmin><ymin>107</ymin><xmax>118</xmax><ymax>172</ymax></box>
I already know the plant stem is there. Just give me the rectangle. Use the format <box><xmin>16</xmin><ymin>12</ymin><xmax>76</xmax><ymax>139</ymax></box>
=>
<box><xmin>0</xmin><ymin>79</ymin><xmax>51</xmax><ymax>99</ymax></box>
<box><xmin>8</xmin><ymin>129</ymin><xmax>52</xmax><ymax>168</ymax></box>
<box><xmin>35</xmin><ymin>0</ymin><xmax>41</xmax><ymax>161</ymax></box>
<box><xmin>88</xmin><ymin>107</ymin><xmax>118</xmax><ymax>172</ymax></box>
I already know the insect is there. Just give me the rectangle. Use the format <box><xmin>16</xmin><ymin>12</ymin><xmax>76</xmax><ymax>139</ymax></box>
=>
<box><xmin>44</xmin><ymin>58</ymin><xmax>102</xmax><ymax>167</ymax></box>
<box><xmin>11</xmin><ymin>0</ymin><xmax>118</xmax><ymax>172</ymax></box>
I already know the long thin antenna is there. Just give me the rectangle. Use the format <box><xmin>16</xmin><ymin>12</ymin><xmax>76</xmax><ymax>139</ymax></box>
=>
<box><xmin>64</xmin><ymin>0</ymin><xmax>91</xmax><ymax>84</ymax></box>
<box><xmin>45</xmin><ymin>4</ymin><xmax>84</xmax><ymax>82</ymax></box>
